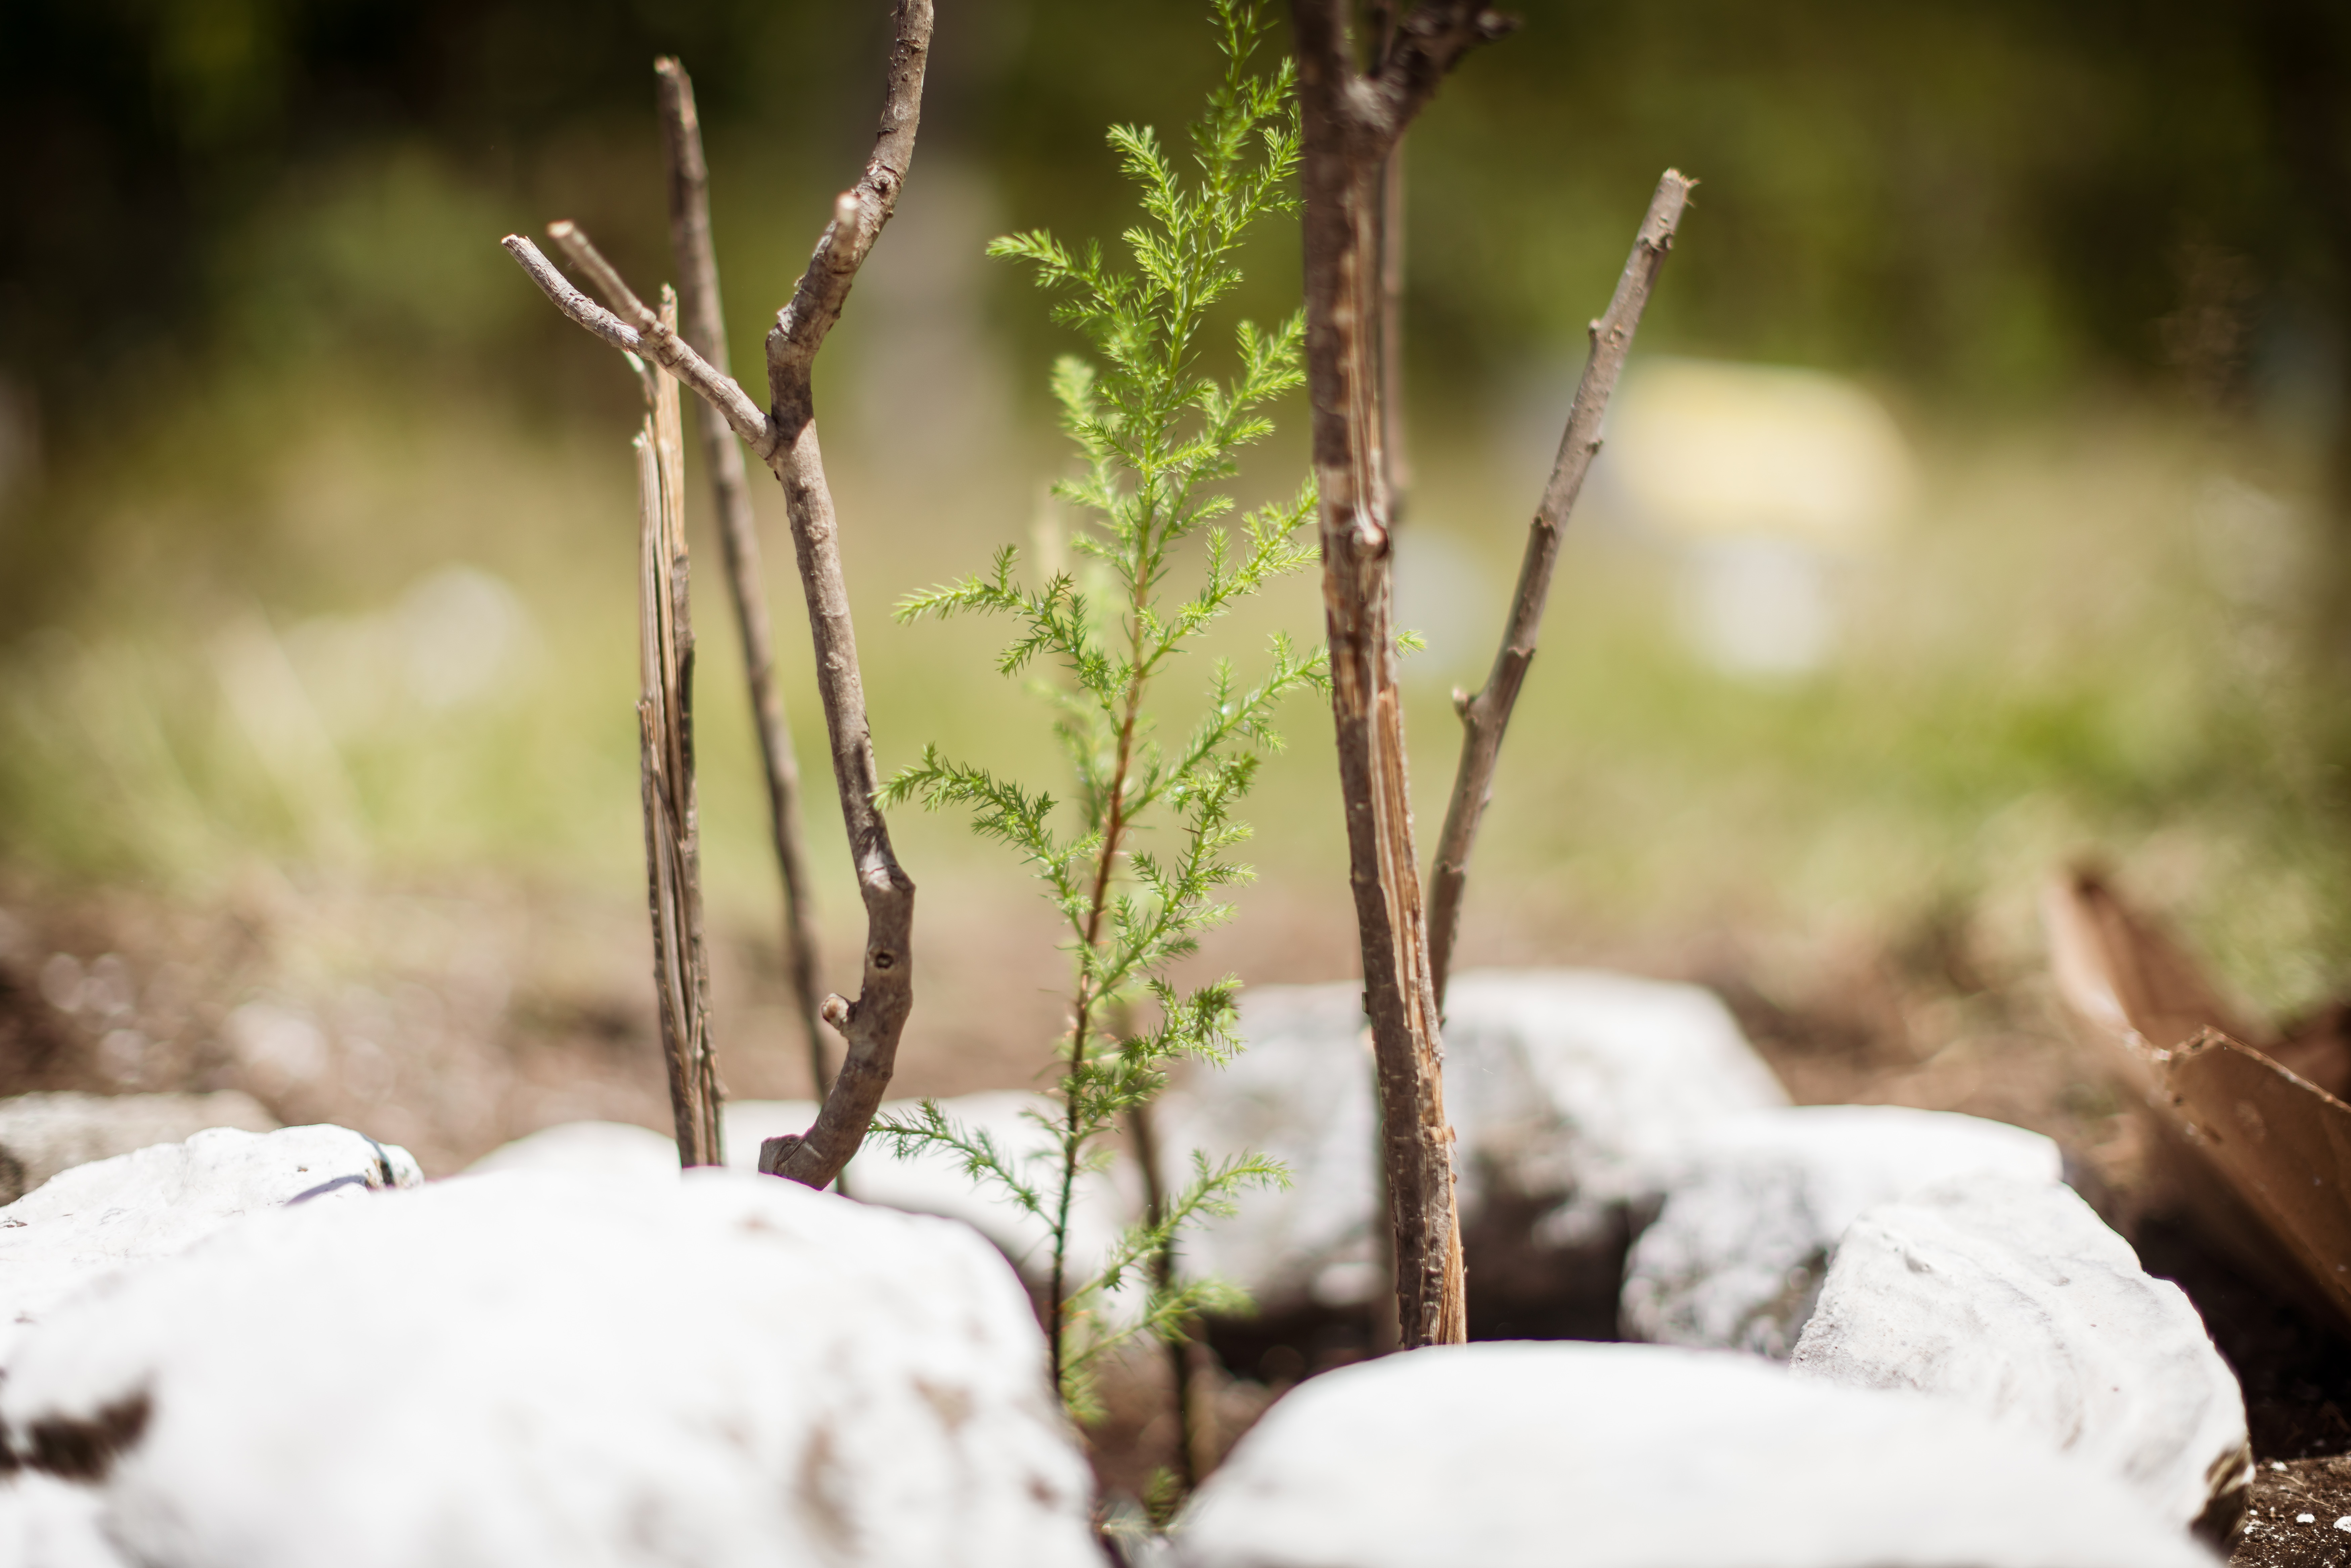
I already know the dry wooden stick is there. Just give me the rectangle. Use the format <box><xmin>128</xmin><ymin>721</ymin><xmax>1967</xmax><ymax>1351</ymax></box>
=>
<box><xmin>1428</xmin><ymin>170</ymin><xmax>1691</xmax><ymax>1002</ymax></box>
<box><xmin>631</xmin><ymin>289</ymin><xmax>724</xmax><ymax>1166</ymax></box>
<box><xmin>1371</xmin><ymin>1</ymin><xmax>1410</xmax><ymax>523</ymax></box>
<box><xmin>1376</xmin><ymin>144</ymin><xmax>1409</xmax><ymax>521</ymax></box>
<box><xmin>653</xmin><ymin>57</ymin><xmax>830</xmax><ymax>1102</ymax></box>
<box><xmin>1290</xmin><ymin>0</ymin><xmax>1514</xmax><ymax>1350</ymax></box>
<box><xmin>504</xmin><ymin>0</ymin><xmax>931</xmax><ymax>1190</ymax></box>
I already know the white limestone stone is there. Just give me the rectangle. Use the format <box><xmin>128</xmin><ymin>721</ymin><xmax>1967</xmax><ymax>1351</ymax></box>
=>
<box><xmin>0</xmin><ymin>1124</ymin><xmax>420</xmax><ymax>1361</ymax></box>
<box><xmin>726</xmin><ymin>1093</ymin><xmax>1138</xmax><ymax>1307</ymax></box>
<box><xmin>0</xmin><ymin>1475</ymin><xmax>117</xmax><ymax>1568</ymax></box>
<box><xmin>1622</xmin><ymin>1105</ymin><xmax>2061</xmax><ymax>1357</ymax></box>
<box><xmin>1171</xmin><ymin>1341</ymin><xmax>2216</xmax><ymax>1568</ymax></box>
<box><xmin>0</xmin><ymin>1092</ymin><xmax>280</xmax><ymax>1204</ymax></box>
<box><xmin>1156</xmin><ymin>971</ymin><xmax>1787</xmax><ymax>1311</ymax></box>
<box><xmin>1789</xmin><ymin>1174</ymin><xmax>2251</xmax><ymax>1533</ymax></box>
<box><xmin>0</xmin><ymin>1169</ymin><xmax>1102</xmax><ymax>1568</ymax></box>
<box><xmin>462</xmin><ymin>1119</ymin><xmax>680</xmax><ymax>1181</ymax></box>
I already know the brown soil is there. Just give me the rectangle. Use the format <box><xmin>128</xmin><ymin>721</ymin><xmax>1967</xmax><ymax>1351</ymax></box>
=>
<box><xmin>2236</xmin><ymin>1459</ymin><xmax>2351</xmax><ymax>1568</ymax></box>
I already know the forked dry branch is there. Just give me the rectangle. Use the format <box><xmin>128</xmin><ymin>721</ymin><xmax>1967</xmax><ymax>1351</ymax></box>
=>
<box><xmin>627</xmin><ymin>289</ymin><xmax>723</xmax><ymax>1167</ymax></box>
<box><xmin>1290</xmin><ymin>0</ymin><xmax>1517</xmax><ymax>1349</ymax></box>
<box><xmin>654</xmin><ymin>58</ymin><xmax>830</xmax><ymax>1103</ymax></box>
<box><xmin>502</xmin><ymin>0</ymin><xmax>932</xmax><ymax>1190</ymax></box>
<box><xmin>1428</xmin><ymin>170</ymin><xmax>1692</xmax><ymax>1001</ymax></box>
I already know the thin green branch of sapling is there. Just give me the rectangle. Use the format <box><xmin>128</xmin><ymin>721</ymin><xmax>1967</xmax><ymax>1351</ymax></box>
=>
<box><xmin>874</xmin><ymin>0</ymin><xmax>1320</xmax><ymax>1423</ymax></box>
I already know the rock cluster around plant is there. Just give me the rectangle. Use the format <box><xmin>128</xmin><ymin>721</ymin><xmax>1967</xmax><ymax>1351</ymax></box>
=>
<box><xmin>0</xmin><ymin>962</ymin><xmax>2264</xmax><ymax>1563</ymax></box>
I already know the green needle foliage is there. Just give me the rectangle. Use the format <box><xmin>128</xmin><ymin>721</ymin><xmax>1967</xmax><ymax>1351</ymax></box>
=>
<box><xmin>873</xmin><ymin>0</ymin><xmax>1322</xmax><ymax>1418</ymax></box>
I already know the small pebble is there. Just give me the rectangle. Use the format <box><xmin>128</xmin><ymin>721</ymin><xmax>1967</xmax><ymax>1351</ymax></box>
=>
<box><xmin>2273</xmin><ymin>1461</ymin><xmax>2290</xmax><ymax>1472</ymax></box>
<box><xmin>2299</xmin><ymin>1512</ymin><xmax>2317</xmax><ymax>1524</ymax></box>
<box><xmin>2336</xmin><ymin>1516</ymin><xmax>2351</xmax><ymax>1533</ymax></box>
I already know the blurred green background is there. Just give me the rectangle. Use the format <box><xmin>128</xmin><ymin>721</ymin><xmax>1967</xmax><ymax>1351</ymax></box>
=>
<box><xmin>3</xmin><ymin>0</ymin><xmax>2349</xmax><ymax>1105</ymax></box>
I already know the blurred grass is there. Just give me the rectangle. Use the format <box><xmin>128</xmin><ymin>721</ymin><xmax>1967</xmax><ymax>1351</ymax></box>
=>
<box><xmin>1</xmin><ymin>7</ymin><xmax>2346</xmax><ymax>1040</ymax></box>
<box><xmin>4</xmin><ymin>334</ymin><xmax>2345</xmax><ymax>1026</ymax></box>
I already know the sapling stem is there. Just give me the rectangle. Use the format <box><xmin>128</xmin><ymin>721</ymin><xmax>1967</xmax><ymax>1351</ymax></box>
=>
<box><xmin>874</xmin><ymin>0</ymin><xmax>1309</xmax><ymax>1431</ymax></box>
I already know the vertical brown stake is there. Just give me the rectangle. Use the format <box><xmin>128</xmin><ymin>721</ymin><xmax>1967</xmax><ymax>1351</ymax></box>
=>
<box><xmin>1427</xmin><ymin>171</ymin><xmax>1691</xmax><ymax>1004</ymax></box>
<box><xmin>635</xmin><ymin>288</ymin><xmax>724</xmax><ymax>1168</ymax></box>
<box><xmin>1368</xmin><ymin>3</ymin><xmax>1408</xmax><ymax>1350</ymax></box>
<box><xmin>1290</xmin><ymin>0</ymin><xmax>1511</xmax><ymax>1350</ymax></box>
<box><xmin>654</xmin><ymin>57</ymin><xmax>831</xmax><ymax>1102</ymax></box>
<box><xmin>510</xmin><ymin>0</ymin><xmax>931</xmax><ymax>1189</ymax></box>
<box><xmin>1375</xmin><ymin>142</ymin><xmax>1409</xmax><ymax>523</ymax></box>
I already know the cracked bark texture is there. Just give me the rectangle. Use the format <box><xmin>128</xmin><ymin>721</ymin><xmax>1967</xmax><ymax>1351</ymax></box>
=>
<box><xmin>632</xmin><ymin>289</ymin><xmax>723</xmax><ymax>1167</ymax></box>
<box><xmin>1290</xmin><ymin>0</ymin><xmax>1513</xmax><ymax>1349</ymax></box>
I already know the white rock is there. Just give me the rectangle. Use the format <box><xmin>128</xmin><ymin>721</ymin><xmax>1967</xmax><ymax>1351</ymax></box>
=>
<box><xmin>1147</xmin><ymin>987</ymin><xmax>1380</xmax><ymax>1312</ymax></box>
<box><xmin>0</xmin><ymin>1092</ymin><xmax>280</xmax><ymax>1204</ymax></box>
<box><xmin>1622</xmin><ymin>1105</ymin><xmax>2062</xmax><ymax>1357</ymax></box>
<box><xmin>1789</xmin><ymin>1175</ymin><xmax>2251</xmax><ymax>1533</ymax></box>
<box><xmin>1171</xmin><ymin>1341</ymin><xmax>2216</xmax><ymax>1568</ymax></box>
<box><xmin>0</xmin><ymin>1125</ymin><xmax>420</xmax><ymax>1361</ymax></box>
<box><xmin>471</xmin><ymin>1097</ymin><xmax>1139</xmax><ymax>1311</ymax></box>
<box><xmin>0</xmin><ymin>1169</ymin><xmax>1102</xmax><ymax>1568</ymax></box>
<box><xmin>0</xmin><ymin>1475</ymin><xmax>117</xmax><ymax>1568</ymax></box>
<box><xmin>462</xmin><ymin>1119</ymin><xmax>680</xmax><ymax>1182</ymax></box>
<box><xmin>1157</xmin><ymin>971</ymin><xmax>1786</xmax><ymax>1312</ymax></box>
<box><xmin>726</xmin><ymin>1094</ymin><xmax>1138</xmax><ymax>1308</ymax></box>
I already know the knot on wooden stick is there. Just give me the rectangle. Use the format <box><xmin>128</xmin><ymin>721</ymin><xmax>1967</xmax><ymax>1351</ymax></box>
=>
<box><xmin>820</xmin><ymin>994</ymin><xmax>853</xmax><ymax>1032</ymax></box>
<box><xmin>829</xmin><ymin>192</ymin><xmax>861</xmax><ymax>257</ymax></box>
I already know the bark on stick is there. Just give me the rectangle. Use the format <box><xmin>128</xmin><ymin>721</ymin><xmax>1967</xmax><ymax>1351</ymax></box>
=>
<box><xmin>654</xmin><ymin>56</ymin><xmax>830</xmax><ymax>1101</ymax></box>
<box><xmin>1428</xmin><ymin>171</ymin><xmax>1690</xmax><ymax>1002</ymax></box>
<box><xmin>633</xmin><ymin>289</ymin><xmax>724</xmax><ymax>1167</ymax></box>
<box><xmin>1289</xmin><ymin>0</ymin><xmax>1513</xmax><ymax>1350</ymax></box>
<box><xmin>503</xmin><ymin>0</ymin><xmax>933</xmax><ymax>1190</ymax></box>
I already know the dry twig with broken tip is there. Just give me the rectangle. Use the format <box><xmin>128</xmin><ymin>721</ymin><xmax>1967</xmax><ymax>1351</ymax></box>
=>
<box><xmin>502</xmin><ymin>0</ymin><xmax>932</xmax><ymax>1191</ymax></box>
<box><xmin>1428</xmin><ymin>170</ymin><xmax>1691</xmax><ymax>1002</ymax></box>
<box><xmin>1289</xmin><ymin>0</ymin><xmax>1516</xmax><ymax>1350</ymax></box>
<box><xmin>654</xmin><ymin>57</ymin><xmax>830</xmax><ymax>1105</ymax></box>
<box><xmin>627</xmin><ymin>289</ymin><xmax>724</xmax><ymax>1167</ymax></box>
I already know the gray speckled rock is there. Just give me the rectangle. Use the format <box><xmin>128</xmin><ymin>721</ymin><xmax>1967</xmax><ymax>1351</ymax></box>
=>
<box><xmin>1171</xmin><ymin>1341</ymin><xmax>2216</xmax><ymax>1568</ymax></box>
<box><xmin>0</xmin><ymin>1092</ymin><xmax>280</xmax><ymax>1205</ymax></box>
<box><xmin>1155</xmin><ymin>970</ymin><xmax>1787</xmax><ymax>1315</ymax></box>
<box><xmin>1790</xmin><ymin>1175</ymin><xmax>2250</xmax><ymax>1535</ymax></box>
<box><xmin>0</xmin><ymin>1170</ymin><xmax>1103</xmax><ymax>1568</ymax></box>
<box><xmin>1622</xmin><ymin>1105</ymin><xmax>2061</xmax><ymax>1357</ymax></box>
<box><xmin>0</xmin><ymin>1125</ymin><xmax>419</xmax><ymax>1361</ymax></box>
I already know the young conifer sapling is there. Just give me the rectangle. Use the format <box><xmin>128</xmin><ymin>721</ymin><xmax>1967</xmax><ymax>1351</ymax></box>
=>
<box><xmin>875</xmin><ymin>0</ymin><xmax>1316</xmax><ymax>1419</ymax></box>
